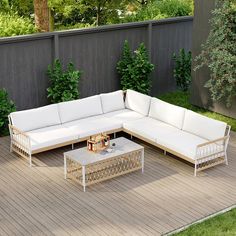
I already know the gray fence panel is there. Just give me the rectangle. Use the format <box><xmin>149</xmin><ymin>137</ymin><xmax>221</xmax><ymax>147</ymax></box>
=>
<box><xmin>0</xmin><ymin>38</ymin><xmax>53</xmax><ymax>110</ymax></box>
<box><xmin>151</xmin><ymin>20</ymin><xmax>192</xmax><ymax>96</ymax></box>
<box><xmin>0</xmin><ymin>17</ymin><xmax>193</xmax><ymax>111</ymax></box>
<box><xmin>59</xmin><ymin>26</ymin><xmax>148</xmax><ymax>98</ymax></box>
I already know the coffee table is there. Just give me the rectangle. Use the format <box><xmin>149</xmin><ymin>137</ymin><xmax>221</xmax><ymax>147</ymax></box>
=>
<box><xmin>64</xmin><ymin>137</ymin><xmax>144</xmax><ymax>192</ymax></box>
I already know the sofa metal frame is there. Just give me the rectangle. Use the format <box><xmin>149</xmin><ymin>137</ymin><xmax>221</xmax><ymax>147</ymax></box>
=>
<box><xmin>8</xmin><ymin>115</ymin><xmax>230</xmax><ymax>176</ymax></box>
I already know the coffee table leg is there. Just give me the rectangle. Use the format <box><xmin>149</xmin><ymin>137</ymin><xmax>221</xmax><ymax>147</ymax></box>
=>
<box><xmin>141</xmin><ymin>149</ymin><xmax>144</xmax><ymax>173</ymax></box>
<box><xmin>64</xmin><ymin>155</ymin><xmax>67</xmax><ymax>179</ymax></box>
<box><xmin>82</xmin><ymin>166</ymin><xmax>86</xmax><ymax>192</ymax></box>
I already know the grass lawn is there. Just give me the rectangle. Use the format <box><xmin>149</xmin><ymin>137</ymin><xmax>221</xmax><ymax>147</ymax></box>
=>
<box><xmin>173</xmin><ymin>208</ymin><xmax>236</xmax><ymax>236</ymax></box>
<box><xmin>158</xmin><ymin>91</ymin><xmax>236</xmax><ymax>132</ymax></box>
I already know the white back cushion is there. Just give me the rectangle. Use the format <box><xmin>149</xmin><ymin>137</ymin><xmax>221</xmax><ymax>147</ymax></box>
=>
<box><xmin>58</xmin><ymin>95</ymin><xmax>103</xmax><ymax>123</ymax></box>
<box><xmin>125</xmin><ymin>89</ymin><xmax>151</xmax><ymax>116</ymax></box>
<box><xmin>10</xmin><ymin>104</ymin><xmax>61</xmax><ymax>132</ymax></box>
<box><xmin>149</xmin><ymin>98</ymin><xmax>186</xmax><ymax>129</ymax></box>
<box><xmin>100</xmin><ymin>90</ymin><xmax>125</xmax><ymax>113</ymax></box>
<box><xmin>182</xmin><ymin>110</ymin><xmax>227</xmax><ymax>140</ymax></box>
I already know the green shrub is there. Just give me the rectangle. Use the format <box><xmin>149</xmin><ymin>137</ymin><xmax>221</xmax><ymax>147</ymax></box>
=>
<box><xmin>0</xmin><ymin>89</ymin><xmax>16</xmax><ymax>136</ymax></box>
<box><xmin>157</xmin><ymin>0</ymin><xmax>193</xmax><ymax>17</ymax></box>
<box><xmin>117</xmin><ymin>40</ymin><xmax>154</xmax><ymax>94</ymax></box>
<box><xmin>0</xmin><ymin>12</ymin><xmax>36</xmax><ymax>37</ymax></box>
<box><xmin>47</xmin><ymin>59</ymin><xmax>82</xmax><ymax>103</ymax></box>
<box><xmin>54</xmin><ymin>22</ymin><xmax>93</xmax><ymax>31</ymax></box>
<box><xmin>122</xmin><ymin>4</ymin><xmax>167</xmax><ymax>23</ymax></box>
<box><xmin>195</xmin><ymin>0</ymin><xmax>236</xmax><ymax>107</ymax></box>
<box><xmin>173</xmin><ymin>48</ymin><xmax>192</xmax><ymax>91</ymax></box>
<box><xmin>122</xmin><ymin>0</ymin><xmax>193</xmax><ymax>23</ymax></box>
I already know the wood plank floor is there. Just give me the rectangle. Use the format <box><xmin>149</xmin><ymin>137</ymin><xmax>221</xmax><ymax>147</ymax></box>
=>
<box><xmin>0</xmin><ymin>132</ymin><xmax>236</xmax><ymax>236</ymax></box>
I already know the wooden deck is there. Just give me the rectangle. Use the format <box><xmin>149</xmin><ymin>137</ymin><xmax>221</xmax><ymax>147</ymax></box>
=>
<box><xmin>0</xmin><ymin>132</ymin><xmax>236</xmax><ymax>236</ymax></box>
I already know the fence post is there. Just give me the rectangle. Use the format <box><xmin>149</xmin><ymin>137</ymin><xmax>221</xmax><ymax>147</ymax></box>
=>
<box><xmin>147</xmin><ymin>22</ymin><xmax>152</xmax><ymax>61</ymax></box>
<box><xmin>54</xmin><ymin>33</ymin><xmax>59</xmax><ymax>59</ymax></box>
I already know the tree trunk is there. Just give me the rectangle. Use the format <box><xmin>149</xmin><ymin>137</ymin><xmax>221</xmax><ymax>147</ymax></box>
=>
<box><xmin>34</xmin><ymin>0</ymin><xmax>50</xmax><ymax>32</ymax></box>
<box><xmin>96</xmin><ymin>3</ymin><xmax>101</xmax><ymax>26</ymax></box>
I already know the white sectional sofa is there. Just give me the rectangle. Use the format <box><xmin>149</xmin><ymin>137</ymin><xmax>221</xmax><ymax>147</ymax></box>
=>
<box><xmin>9</xmin><ymin>89</ymin><xmax>230</xmax><ymax>176</ymax></box>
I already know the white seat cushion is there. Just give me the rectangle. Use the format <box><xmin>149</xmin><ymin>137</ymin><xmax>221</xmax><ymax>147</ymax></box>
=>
<box><xmin>58</xmin><ymin>95</ymin><xmax>103</xmax><ymax>123</ymax></box>
<box><xmin>123</xmin><ymin>117</ymin><xmax>180</xmax><ymax>142</ymax></box>
<box><xmin>182</xmin><ymin>110</ymin><xmax>227</xmax><ymax>141</ymax></box>
<box><xmin>10</xmin><ymin>104</ymin><xmax>61</xmax><ymax>132</ymax></box>
<box><xmin>155</xmin><ymin>131</ymin><xmax>208</xmax><ymax>159</ymax></box>
<box><xmin>125</xmin><ymin>89</ymin><xmax>151</xmax><ymax>116</ymax></box>
<box><xmin>27</xmin><ymin>125</ymin><xmax>78</xmax><ymax>151</ymax></box>
<box><xmin>104</xmin><ymin>109</ymin><xmax>144</xmax><ymax>123</ymax></box>
<box><xmin>63</xmin><ymin>115</ymin><xmax>122</xmax><ymax>139</ymax></box>
<box><xmin>149</xmin><ymin>97</ymin><xmax>186</xmax><ymax>129</ymax></box>
<box><xmin>100</xmin><ymin>90</ymin><xmax>125</xmax><ymax>113</ymax></box>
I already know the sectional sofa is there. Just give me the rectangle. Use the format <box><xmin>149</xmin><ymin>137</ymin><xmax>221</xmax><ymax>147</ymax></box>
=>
<box><xmin>9</xmin><ymin>89</ymin><xmax>230</xmax><ymax>176</ymax></box>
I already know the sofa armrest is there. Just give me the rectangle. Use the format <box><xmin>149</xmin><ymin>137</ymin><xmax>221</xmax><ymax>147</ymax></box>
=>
<box><xmin>196</xmin><ymin>135</ymin><xmax>230</xmax><ymax>161</ymax></box>
<box><xmin>9</xmin><ymin>124</ymin><xmax>31</xmax><ymax>152</ymax></box>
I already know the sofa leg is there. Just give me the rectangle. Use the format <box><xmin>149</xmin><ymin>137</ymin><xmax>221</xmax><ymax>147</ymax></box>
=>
<box><xmin>114</xmin><ymin>132</ymin><xmax>116</xmax><ymax>139</ymax></box>
<box><xmin>194</xmin><ymin>163</ymin><xmax>197</xmax><ymax>177</ymax></box>
<box><xmin>130</xmin><ymin>135</ymin><xmax>133</xmax><ymax>140</ymax></box>
<box><xmin>225</xmin><ymin>153</ymin><xmax>228</xmax><ymax>166</ymax></box>
<box><xmin>10</xmin><ymin>142</ymin><xmax>13</xmax><ymax>153</ymax></box>
<box><xmin>164</xmin><ymin>150</ymin><xmax>166</xmax><ymax>155</ymax></box>
<box><xmin>72</xmin><ymin>143</ymin><xmax>74</xmax><ymax>150</ymax></box>
<box><xmin>29</xmin><ymin>154</ymin><xmax>32</xmax><ymax>168</ymax></box>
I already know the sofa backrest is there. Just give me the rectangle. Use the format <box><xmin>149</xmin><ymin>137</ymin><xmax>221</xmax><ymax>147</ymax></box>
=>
<box><xmin>149</xmin><ymin>98</ymin><xmax>186</xmax><ymax>129</ymax></box>
<box><xmin>182</xmin><ymin>110</ymin><xmax>227</xmax><ymax>140</ymax></box>
<box><xmin>10</xmin><ymin>104</ymin><xmax>61</xmax><ymax>132</ymax></box>
<box><xmin>58</xmin><ymin>95</ymin><xmax>103</xmax><ymax>123</ymax></box>
<box><xmin>100</xmin><ymin>90</ymin><xmax>125</xmax><ymax>113</ymax></box>
<box><xmin>125</xmin><ymin>89</ymin><xmax>151</xmax><ymax>116</ymax></box>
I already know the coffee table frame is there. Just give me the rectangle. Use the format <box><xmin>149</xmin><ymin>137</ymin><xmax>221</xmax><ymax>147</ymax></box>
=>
<box><xmin>64</xmin><ymin>148</ymin><xmax>144</xmax><ymax>192</ymax></box>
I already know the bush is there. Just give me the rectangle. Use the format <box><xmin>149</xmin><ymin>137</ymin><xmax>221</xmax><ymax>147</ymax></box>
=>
<box><xmin>122</xmin><ymin>0</ymin><xmax>193</xmax><ymax>23</ymax></box>
<box><xmin>0</xmin><ymin>89</ymin><xmax>16</xmax><ymax>136</ymax></box>
<box><xmin>173</xmin><ymin>48</ymin><xmax>192</xmax><ymax>91</ymax></box>
<box><xmin>47</xmin><ymin>59</ymin><xmax>82</xmax><ymax>103</ymax></box>
<box><xmin>195</xmin><ymin>0</ymin><xmax>236</xmax><ymax>107</ymax></box>
<box><xmin>117</xmin><ymin>40</ymin><xmax>154</xmax><ymax>94</ymax></box>
<box><xmin>157</xmin><ymin>0</ymin><xmax>193</xmax><ymax>17</ymax></box>
<box><xmin>122</xmin><ymin>4</ymin><xmax>167</xmax><ymax>23</ymax></box>
<box><xmin>0</xmin><ymin>12</ymin><xmax>36</xmax><ymax>37</ymax></box>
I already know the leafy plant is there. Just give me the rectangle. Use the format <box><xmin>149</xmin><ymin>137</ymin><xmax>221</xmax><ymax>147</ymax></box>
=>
<box><xmin>0</xmin><ymin>89</ymin><xmax>16</xmax><ymax>136</ymax></box>
<box><xmin>173</xmin><ymin>48</ymin><xmax>192</xmax><ymax>91</ymax></box>
<box><xmin>117</xmin><ymin>40</ymin><xmax>154</xmax><ymax>94</ymax></box>
<box><xmin>47</xmin><ymin>59</ymin><xmax>82</xmax><ymax>103</ymax></box>
<box><xmin>157</xmin><ymin>0</ymin><xmax>193</xmax><ymax>17</ymax></box>
<box><xmin>122</xmin><ymin>0</ymin><xmax>193</xmax><ymax>23</ymax></box>
<box><xmin>0</xmin><ymin>12</ymin><xmax>36</xmax><ymax>37</ymax></box>
<box><xmin>194</xmin><ymin>0</ymin><xmax>236</xmax><ymax>107</ymax></box>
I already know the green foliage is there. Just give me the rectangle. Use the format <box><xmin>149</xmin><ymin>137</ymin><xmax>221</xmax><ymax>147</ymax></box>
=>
<box><xmin>195</xmin><ymin>0</ymin><xmax>236</xmax><ymax>107</ymax></box>
<box><xmin>157</xmin><ymin>0</ymin><xmax>193</xmax><ymax>17</ymax></box>
<box><xmin>122</xmin><ymin>3</ymin><xmax>166</xmax><ymax>22</ymax></box>
<box><xmin>0</xmin><ymin>12</ymin><xmax>36</xmax><ymax>37</ymax></box>
<box><xmin>54</xmin><ymin>22</ymin><xmax>93</xmax><ymax>31</ymax></box>
<box><xmin>8</xmin><ymin>0</ymin><xmax>34</xmax><ymax>17</ymax></box>
<box><xmin>122</xmin><ymin>0</ymin><xmax>193</xmax><ymax>23</ymax></box>
<box><xmin>0</xmin><ymin>89</ymin><xmax>16</xmax><ymax>136</ymax></box>
<box><xmin>173</xmin><ymin>49</ymin><xmax>192</xmax><ymax>92</ymax></box>
<box><xmin>174</xmin><ymin>208</ymin><xmax>236</xmax><ymax>236</ymax></box>
<box><xmin>49</xmin><ymin>0</ymin><xmax>129</xmax><ymax>27</ymax></box>
<box><xmin>47</xmin><ymin>59</ymin><xmax>82</xmax><ymax>103</ymax></box>
<box><xmin>117</xmin><ymin>40</ymin><xmax>154</xmax><ymax>94</ymax></box>
<box><xmin>0</xmin><ymin>0</ymin><xmax>9</xmax><ymax>12</ymax></box>
<box><xmin>158</xmin><ymin>91</ymin><xmax>236</xmax><ymax>132</ymax></box>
